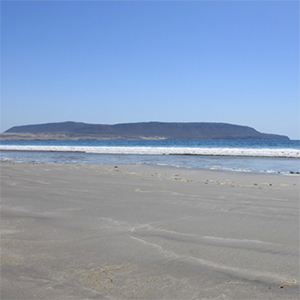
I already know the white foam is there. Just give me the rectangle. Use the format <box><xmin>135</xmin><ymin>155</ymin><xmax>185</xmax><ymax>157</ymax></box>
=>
<box><xmin>0</xmin><ymin>145</ymin><xmax>299</xmax><ymax>158</ymax></box>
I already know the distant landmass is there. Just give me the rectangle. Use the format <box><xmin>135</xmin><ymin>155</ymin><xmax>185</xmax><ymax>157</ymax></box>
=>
<box><xmin>0</xmin><ymin>121</ymin><xmax>290</xmax><ymax>140</ymax></box>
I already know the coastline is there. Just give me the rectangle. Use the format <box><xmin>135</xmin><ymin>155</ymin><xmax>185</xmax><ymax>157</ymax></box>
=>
<box><xmin>1</xmin><ymin>145</ymin><xmax>299</xmax><ymax>158</ymax></box>
<box><xmin>1</xmin><ymin>161</ymin><xmax>299</xmax><ymax>299</ymax></box>
<box><xmin>1</xmin><ymin>148</ymin><xmax>300</xmax><ymax>159</ymax></box>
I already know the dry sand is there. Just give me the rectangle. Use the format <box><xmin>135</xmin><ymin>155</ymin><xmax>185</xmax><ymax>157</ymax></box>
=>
<box><xmin>1</xmin><ymin>161</ymin><xmax>299</xmax><ymax>299</ymax></box>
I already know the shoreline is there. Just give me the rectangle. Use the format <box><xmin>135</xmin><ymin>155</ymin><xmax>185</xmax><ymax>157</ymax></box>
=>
<box><xmin>1</xmin><ymin>146</ymin><xmax>299</xmax><ymax>159</ymax></box>
<box><xmin>2</xmin><ymin>157</ymin><xmax>300</xmax><ymax>171</ymax></box>
<box><xmin>1</xmin><ymin>148</ymin><xmax>300</xmax><ymax>159</ymax></box>
<box><xmin>1</xmin><ymin>156</ymin><xmax>300</xmax><ymax>176</ymax></box>
<box><xmin>1</xmin><ymin>161</ymin><xmax>299</xmax><ymax>299</ymax></box>
<box><xmin>1</xmin><ymin>159</ymin><xmax>299</xmax><ymax>179</ymax></box>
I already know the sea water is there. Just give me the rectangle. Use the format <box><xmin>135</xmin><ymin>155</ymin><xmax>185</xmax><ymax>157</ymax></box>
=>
<box><xmin>1</xmin><ymin>139</ymin><xmax>299</xmax><ymax>174</ymax></box>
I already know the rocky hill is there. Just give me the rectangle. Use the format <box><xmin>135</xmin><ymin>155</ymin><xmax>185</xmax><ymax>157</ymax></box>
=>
<box><xmin>1</xmin><ymin>121</ymin><xmax>290</xmax><ymax>140</ymax></box>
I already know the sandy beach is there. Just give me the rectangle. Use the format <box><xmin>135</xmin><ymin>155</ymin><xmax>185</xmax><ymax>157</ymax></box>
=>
<box><xmin>1</xmin><ymin>161</ymin><xmax>299</xmax><ymax>299</ymax></box>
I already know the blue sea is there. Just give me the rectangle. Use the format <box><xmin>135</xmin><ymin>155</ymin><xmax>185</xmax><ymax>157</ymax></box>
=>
<box><xmin>1</xmin><ymin>139</ymin><xmax>299</xmax><ymax>174</ymax></box>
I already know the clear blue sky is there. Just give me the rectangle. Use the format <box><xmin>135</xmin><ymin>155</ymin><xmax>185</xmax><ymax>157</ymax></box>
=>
<box><xmin>1</xmin><ymin>1</ymin><xmax>299</xmax><ymax>139</ymax></box>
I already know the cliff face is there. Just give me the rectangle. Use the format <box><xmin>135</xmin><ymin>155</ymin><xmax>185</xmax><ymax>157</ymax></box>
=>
<box><xmin>1</xmin><ymin>121</ymin><xmax>290</xmax><ymax>140</ymax></box>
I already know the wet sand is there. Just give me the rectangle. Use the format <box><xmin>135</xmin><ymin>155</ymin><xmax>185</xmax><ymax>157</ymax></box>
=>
<box><xmin>1</xmin><ymin>161</ymin><xmax>299</xmax><ymax>299</ymax></box>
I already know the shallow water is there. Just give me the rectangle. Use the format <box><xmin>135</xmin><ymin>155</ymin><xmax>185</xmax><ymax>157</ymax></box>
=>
<box><xmin>1</xmin><ymin>139</ymin><xmax>299</xmax><ymax>174</ymax></box>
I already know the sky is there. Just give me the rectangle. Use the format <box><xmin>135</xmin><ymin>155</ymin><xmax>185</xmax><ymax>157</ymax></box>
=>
<box><xmin>1</xmin><ymin>1</ymin><xmax>299</xmax><ymax>139</ymax></box>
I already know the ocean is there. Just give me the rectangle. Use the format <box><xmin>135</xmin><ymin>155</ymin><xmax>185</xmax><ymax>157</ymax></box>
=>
<box><xmin>1</xmin><ymin>139</ymin><xmax>299</xmax><ymax>174</ymax></box>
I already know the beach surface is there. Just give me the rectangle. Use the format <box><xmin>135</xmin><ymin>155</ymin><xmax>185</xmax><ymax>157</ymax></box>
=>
<box><xmin>1</xmin><ymin>161</ymin><xmax>299</xmax><ymax>299</ymax></box>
